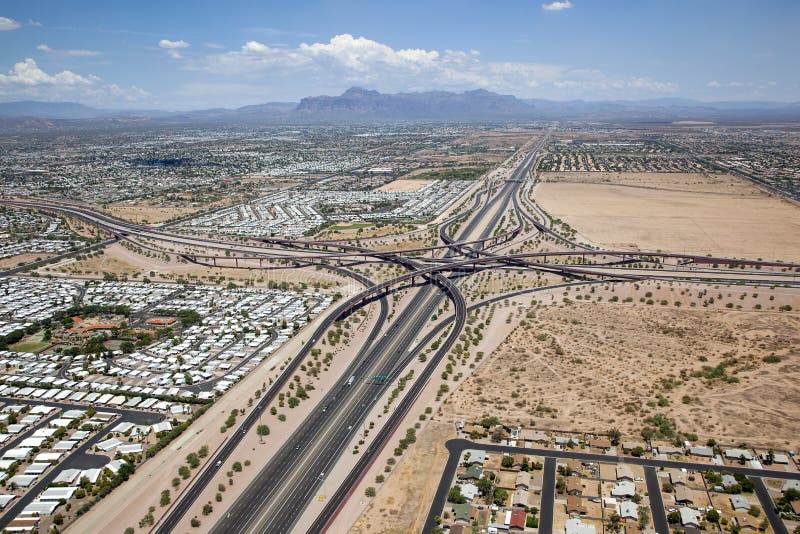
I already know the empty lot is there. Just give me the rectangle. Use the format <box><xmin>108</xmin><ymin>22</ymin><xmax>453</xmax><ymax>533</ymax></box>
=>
<box><xmin>441</xmin><ymin>283</ymin><xmax>800</xmax><ymax>448</ymax></box>
<box><xmin>535</xmin><ymin>172</ymin><xmax>800</xmax><ymax>261</ymax></box>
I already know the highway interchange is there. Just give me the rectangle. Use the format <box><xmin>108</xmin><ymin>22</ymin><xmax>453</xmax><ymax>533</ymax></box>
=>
<box><xmin>2</xmin><ymin>132</ymin><xmax>799</xmax><ymax>533</ymax></box>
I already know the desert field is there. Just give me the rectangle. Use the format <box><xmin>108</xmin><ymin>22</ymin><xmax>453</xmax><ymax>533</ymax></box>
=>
<box><xmin>350</xmin><ymin>422</ymin><xmax>455</xmax><ymax>534</ymax></box>
<box><xmin>441</xmin><ymin>285</ymin><xmax>800</xmax><ymax>448</ymax></box>
<box><xmin>535</xmin><ymin>172</ymin><xmax>800</xmax><ymax>261</ymax></box>
<box><xmin>105</xmin><ymin>204</ymin><xmax>204</xmax><ymax>224</ymax></box>
<box><xmin>377</xmin><ymin>178</ymin><xmax>432</xmax><ymax>192</ymax></box>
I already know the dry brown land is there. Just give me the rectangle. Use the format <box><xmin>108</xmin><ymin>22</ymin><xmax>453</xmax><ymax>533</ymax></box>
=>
<box><xmin>105</xmin><ymin>204</ymin><xmax>204</xmax><ymax>224</ymax></box>
<box><xmin>376</xmin><ymin>179</ymin><xmax>432</xmax><ymax>192</ymax></box>
<box><xmin>350</xmin><ymin>422</ymin><xmax>455</xmax><ymax>534</ymax></box>
<box><xmin>0</xmin><ymin>252</ymin><xmax>55</xmax><ymax>269</ymax></box>
<box><xmin>442</xmin><ymin>287</ymin><xmax>800</xmax><ymax>449</ymax></box>
<box><xmin>536</xmin><ymin>172</ymin><xmax>800</xmax><ymax>261</ymax></box>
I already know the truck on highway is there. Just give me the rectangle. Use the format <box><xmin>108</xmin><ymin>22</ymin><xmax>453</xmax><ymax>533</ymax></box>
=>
<box><xmin>346</xmin><ymin>375</ymin><xmax>355</xmax><ymax>386</ymax></box>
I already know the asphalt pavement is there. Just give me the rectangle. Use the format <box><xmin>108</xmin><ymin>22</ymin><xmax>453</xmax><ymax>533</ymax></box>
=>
<box><xmin>644</xmin><ymin>466</ymin><xmax>669</xmax><ymax>534</ymax></box>
<box><xmin>538</xmin><ymin>457</ymin><xmax>556</xmax><ymax>534</ymax></box>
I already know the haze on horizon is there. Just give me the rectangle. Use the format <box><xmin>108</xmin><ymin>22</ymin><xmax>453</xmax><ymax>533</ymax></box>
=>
<box><xmin>0</xmin><ymin>0</ymin><xmax>797</xmax><ymax>110</ymax></box>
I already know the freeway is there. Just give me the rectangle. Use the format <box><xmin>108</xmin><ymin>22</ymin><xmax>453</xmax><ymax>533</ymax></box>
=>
<box><xmin>6</xmin><ymin>129</ymin><xmax>797</xmax><ymax>534</ymax></box>
<box><xmin>426</xmin><ymin>439</ymin><xmax>800</xmax><ymax>534</ymax></box>
<box><xmin>207</xmin><ymin>138</ymin><xmax>539</xmax><ymax>534</ymax></box>
<box><xmin>152</xmin><ymin>268</ymin><xmax>391</xmax><ymax>533</ymax></box>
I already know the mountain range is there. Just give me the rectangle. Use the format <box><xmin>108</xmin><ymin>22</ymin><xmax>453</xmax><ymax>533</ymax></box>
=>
<box><xmin>1</xmin><ymin>88</ymin><xmax>799</xmax><ymax>129</ymax></box>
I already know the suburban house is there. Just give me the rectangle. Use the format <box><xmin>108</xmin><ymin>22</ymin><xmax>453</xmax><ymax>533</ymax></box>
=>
<box><xmin>567</xmin><ymin>459</ymin><xmax>582</xmax><ymax>475</ymax></box>
<box><xmin>724</xmin><ymin>449</ymin><xmax>753</xmax><ymax>461</ymax></box>
<box><xmin>689</xmin><ymin>446</ymin><xmax>714</xmax><ymax>457</ymax></box>
<box><xmin>781</xmin><ymin>480</ymin><xmax>800</xmax><ymax>493</ymax></box>
<box><xmin>616</xmin><ymin>465</ymin><xmax>634</xmax><ymax>481</ymax></box>
<box><xmin>679</xmin><ymin>507</ymin><xmax>702</xmax><ymax>528</ymax></box>
<box><xmin>722</xmin><ymin>474</ymin><xmax>739</xmax><ymax>489</ymax></box>
<box><xmin>512</xmin><ymin>487</ymin><xmax>529</xmax><ymax>508</ymax></box>
<box><xmin>617</xmin><ymin>501</ymin><xmax>638</xmax><ymax>520</ymax></box>
<box><xmin>567</xmin><ymin>495</ymin><xmax>588</xmax><ymax>515</ymax></box>
<box><xmin>566</xmin><ymin>476</ymin><xmax>583</xmax><ymax>495</ymax></box>
<box><xmin>588</xmin><ymin>436</ymin><xmax>612</xmax><ymax>450</ymax></box>
<box><xmin>565</xmin><ymin>518</ymin><xmax>596</xmax><ymax>534</ymax></box>
<box><xmin>509</xmin><ymin>509</ymin><xmax>527</xmax><ymax>531</ymax></box>
<box><xmin>760</xmin><ymin>452</ymin><xmax>790</xmax><ymax>464</ymax></box>
<box><xmin>461</xmin><ymin>449</ymin><xmax>487</xmax><ymax>466</ymax></box>
<box><xmin>734</xmin><ymin>512</ymin><xmax>761</xmax><ymax>531</ymax></box>
<box><xmin>611</xmin><ymin>481</ymin><xmax>635</xmax><ymax>498</ymax></box>
<box><xmin>452</xmin><ymin>503</ymin><xmax>473</xmax><ymax>524</ymax></box>
<box><xmin>657</xmin><ymin>445</ymin><xmax>683</xmax><ymax>456</ymax></box>
<box><xmin>459</xmin><ymin>464</ymin><xmax>483</xmax><ymax>481</ymax></box>
<box><xmin>674</xmin><ymin>486</ymin><xmax>694</xmax><ymax>505</ymax></box>
<box><xmin>730</xmin><ymin>495</ymin><xmax>750</xmax><ymax>511</ymax></box>
<box><xmin>520</xmin><ymin>429</ymin><xmax>549</xmax><ymax>443</ymax></box>
<box><xmin>515</xmin><ymin>471</ymin><xmax>531</xmax><ymax>490</ymax></box>
<box><xmin>461</xmin><ymin>482</ymin><xmax>480</xmax><ymax>501</ymax></box>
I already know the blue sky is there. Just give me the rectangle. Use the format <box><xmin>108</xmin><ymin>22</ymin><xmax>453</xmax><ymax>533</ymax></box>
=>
<box><xmin>0</xmin><ymin>0</ymin><xmax>797</xmax><ymax>109</ymax></box>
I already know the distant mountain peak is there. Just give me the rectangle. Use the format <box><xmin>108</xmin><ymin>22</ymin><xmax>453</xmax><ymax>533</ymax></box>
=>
<box><xmin>341</xmin><ymin>87</ymin><xmax>381</xmax><ymax>97</ymax></box>
<box><xmin>295</xmin><ymin>87</ymin><xmax>535</xmax><ymax>120</ymax></box>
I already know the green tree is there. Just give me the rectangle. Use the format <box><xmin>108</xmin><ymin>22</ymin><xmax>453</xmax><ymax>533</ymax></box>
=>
<box><xmin>257</xmin><ymin>424</ymin><xmax>270</xmax><ymax>443</ymax></box>
<box><xmin>492</xmin><ymin>488</ymin><xmax>508</xmax><ymax>506</ymax></box>
<box><xmin>447</xmin><ymin>486</ymin><xmax>466</xmax><ymax>504</ymax></box>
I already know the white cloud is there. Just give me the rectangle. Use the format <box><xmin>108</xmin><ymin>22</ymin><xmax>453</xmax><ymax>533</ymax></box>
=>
<box><xmin>0</xmin><ymin>58</ymin><xmax>148</xmax><ymax>106</ymax></box>
<box><xmin>159</xmin><ymin>39</ymin><xmax>190</xmax><ymax>59</ymax></box>
<box><xmin>0</xmin><ymin>16</ymin><xmax>21</xmax><ymax>31</ymax></box>
<box><xmin>191</xmin><ymin>33</ymin><xmax>678</xmax><ymax>101</ymax></box>
<box><xmin>0</xmin><ymin>58</ymin><xmax>91</xmax><ymax>86</ymax></box>
<box><xmin>27</xmin><ymin>19</ymin><xmax>42</xmax><ymax>27</ymax></box>
<box><xmin>542</xmin><ymin>1</ymin><xmax>573</xmax><ymax>11</ymax></box>
<box><xmin>37</xmin><ymin>44</ymin><xmax>101</xmax><ymax>57</ymax></box>
<box><xmin>706</xmin><ymin>80</ymin><xmax>721</xmax><ymax>88</ymax></box>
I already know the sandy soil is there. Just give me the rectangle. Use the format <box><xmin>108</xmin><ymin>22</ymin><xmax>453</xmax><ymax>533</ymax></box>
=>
<box><xmin>106</xmin><ymin>205</ymin><xmax>205</xmax><ymax>224</ymax></box>
<box><xmin>535</xmin><ymin>172</ymin><xmax>800</xmax><ymax>261</ymax></box>
<box><xmin>0</xmin><ymin>252</ymin><xmax>55</xmax><ymax>269</ymax></box>
<box><xmin>350</xmin><ymin>422</ymin><xmax>456</xmax><ymax>534</ymax></box>
<box><xmin>376</xmin><ymin>179</ymin><xmax>432</xmax><ymax>192</ymax></box>
<box><xmin>442</xmin><ymin>283</ymin><xmax>800</xmax><ymax>449</ymax></box>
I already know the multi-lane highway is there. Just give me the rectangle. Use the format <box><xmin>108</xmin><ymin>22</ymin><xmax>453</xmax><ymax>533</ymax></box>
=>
<box><xmin>205</xmin><ymin>138</ymin><xmax>532</xmax><ymax>534</ymax></box>
<box><xmin>4</xmin><ymin>131</ymin><xmax>799</xmax><ymax>534</ymax></box>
